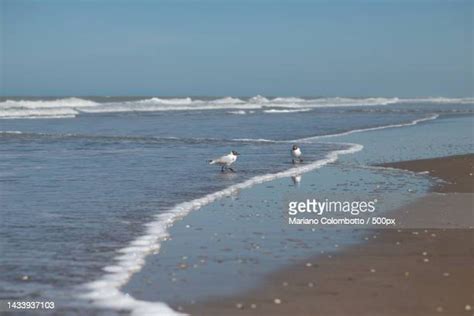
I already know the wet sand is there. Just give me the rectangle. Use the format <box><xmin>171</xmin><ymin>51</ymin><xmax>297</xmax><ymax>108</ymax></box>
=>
<box><xmin>184</xmin><ymin>154</ymin><xmax>474</xmax><ymax>316</ymax></box>
<box><xmin>383</xmin><ymin>154</ymin><xmax>474</xmax><ymax>193</ymax></box>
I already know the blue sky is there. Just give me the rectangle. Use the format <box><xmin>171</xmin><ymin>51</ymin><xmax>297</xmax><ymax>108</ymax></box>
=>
<box><xmin>1</xmin><ymin>0</ymin><xmax>472</xmax><ymax>97</ymax></box>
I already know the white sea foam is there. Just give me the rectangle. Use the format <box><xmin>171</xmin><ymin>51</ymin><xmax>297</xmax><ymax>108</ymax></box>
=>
<box><xmin>272</xmin><ymin>97</ymin><xmax>307</xmax><ymax>103</ymax></box>
<box><xmin>263</xmin><ymin>108</ymin><xmax>311</xmax><ymax>113</ymax></box>
<box><xmin>136</xmin><ymin>97</ymin><xmax>194</xmax><ymax>105</ymax></box>
<box><xmin>0</xmin><ymin>108</ymin><xmax>79</xmax><ymax>119</ymax></box>
<box><xmin>249</xmin><ymin>95</ymin><xmax>270</xmax><ymax>103</ymax></box>
<box><xmin>0</xmin><ymin>130</ymin><xmax>23</xmax><ymax>134</ymax></box>
<box><xmin>135</xmin><ymin>97</ymin><xmax>245</xmax><ymax>105</ymax></box>
<box><xmin>210</xmin><ymin>97</ymin><xmax>245</xmax><ymax>104</ymax></box>
<box><xmin>0</xmin><ymin>97</ymin><xmax>99</xmax><ymax>109</ymax></box>
<box><xmin>79</xmin><ymin>142</ymin><xmax>364</xmax><ymax>316</ymax></box>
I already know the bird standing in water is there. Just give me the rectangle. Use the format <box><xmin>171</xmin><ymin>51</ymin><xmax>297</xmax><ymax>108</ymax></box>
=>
<box><xmin>291</xmin><ymin>145</ymin><xmax>303</xmax><ymax>164</ymax></box>
<box><xmin>209</xmin><ymin>150</ymin><xmax>240</xmax><ymax>172</ymax></box>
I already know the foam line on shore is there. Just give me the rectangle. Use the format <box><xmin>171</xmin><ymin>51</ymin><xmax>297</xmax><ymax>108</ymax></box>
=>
<box><xmin>231</xmin><ymin>114</ymin><xmax>440</xmax><ymax>144</ymax></box>
<box><xmin>79</xmin><ymin>142</ymin><xmax>363</xmax><ymax>316</ymax></box>
<box><xmin>292</xmin><ymin>114</ymin><xmax>439</xmax><ymax>143</ymax></box>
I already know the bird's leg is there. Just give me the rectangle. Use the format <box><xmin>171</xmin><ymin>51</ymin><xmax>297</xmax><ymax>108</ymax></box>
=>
<box><xmin>221</xmin><ymin>165</ymin><xmax>225</xmax><ymax>172</ymax></box>
<box><xmin>228</xmin><ymin>167</ymin><xmax>236</xmax><ymax>173</ymax></box>
<box><xmin>300</xmin><ymin>158</ymin><xmax>303</xmax><ymax>163</ymax></box>
<box><xmin>292</xmin><ymin>159</ymin><xmax>295</xmax><ymax>164</ymax></box>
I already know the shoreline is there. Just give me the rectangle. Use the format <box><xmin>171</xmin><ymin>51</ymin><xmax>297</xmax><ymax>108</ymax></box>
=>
<box><xmin>183</xmin><ymin>154</ymin><xmax>474</xmax><ymax>315</ymax></box>
<box><xmin>382</xmin><ymin>154</ymin><xmax>474</xmax><ymax>193</ymax></box>
<box><xmin>82</xmin><ymin>143</ymin><xmax>365</xmax><ymax>315</ymax></box>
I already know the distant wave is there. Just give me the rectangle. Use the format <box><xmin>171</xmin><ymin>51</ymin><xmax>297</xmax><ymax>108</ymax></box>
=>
<box><xmin>0</xmin><ymin>97</ymin><xmax>99</xmax><ymax>109</ymax></box>
<box><xmin>1</xmin><ymin>96</ymin><xmax>472</xmax><ymax>119</ymax></box>
<box><xmin>136</xmin><ymin>97</ymin><xmax>194</xmax><ymax>105</ymax></box>
<box><xmin>272</xmin><ymin>97</ymin><xmax>306</xmax><ymax>103</ymax></box>
<box><xmin>136</xmin><ymin>96</ymin><xmax>246</xmax><ymax>105</ymax></box>
<box><xmin>0</xmin><ymin>97</ymin><xmax>97</xmax><ymax>119</ymax></box>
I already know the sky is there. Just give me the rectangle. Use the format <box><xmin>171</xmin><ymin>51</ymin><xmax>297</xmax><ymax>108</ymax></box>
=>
<box><xmin>1</xmin><ymin>0</ymin><xmax>472</xmax><ymax>97</ymax></box>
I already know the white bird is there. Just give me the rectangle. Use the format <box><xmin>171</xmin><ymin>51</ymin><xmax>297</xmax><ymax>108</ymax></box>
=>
<box><xmin>291</xmin><ymin>145</ymin><xmax>303</xmax><ymax>164</ymax></box>
<box><xmin>209</xmin><ymin>150</ymin><xmax>240</xmax><ymax>172</ymax></box>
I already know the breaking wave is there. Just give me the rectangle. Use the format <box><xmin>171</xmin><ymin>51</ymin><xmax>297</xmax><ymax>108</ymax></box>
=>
<box><xmin>1</xmin><ymin>96</ymin><xmax>472</xmax><ymax>119</ymax></box>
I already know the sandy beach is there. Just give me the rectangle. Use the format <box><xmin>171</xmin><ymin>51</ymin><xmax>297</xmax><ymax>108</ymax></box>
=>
<box><xmin>184</xmin><ymin>154</ymin><xmax>474</xmax><ymax>316</ymax></box>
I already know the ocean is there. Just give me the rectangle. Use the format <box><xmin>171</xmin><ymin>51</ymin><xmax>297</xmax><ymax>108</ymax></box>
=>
<box><xmin>1</xmin><ymin>96</ymin><xmax>473</xmax><ymax>315</ymax></box>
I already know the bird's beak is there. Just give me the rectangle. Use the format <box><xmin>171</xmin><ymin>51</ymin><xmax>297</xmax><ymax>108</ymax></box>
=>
<box><xmin>235</xmin><ymin>152</ymin><xmax>240</xmax><ymax>155</ymax></box>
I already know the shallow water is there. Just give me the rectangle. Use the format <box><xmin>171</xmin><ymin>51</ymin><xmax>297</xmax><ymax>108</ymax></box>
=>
<box><xmin>0</xmin><ymin>97</ymin><xmax>472</xmax><ymax>314</ymax></box>
<box><xmin>125</xmin><ymin>164</ymin><xmax>432</xmax><ymax>306</ymax></box>
<box><xmin>125</xmin><ymin>114</ymin><xmax>474</xmax><ymax>308</ymax></box>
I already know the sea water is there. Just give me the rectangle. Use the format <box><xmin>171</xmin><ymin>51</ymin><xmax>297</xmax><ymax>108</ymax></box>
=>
<box><xmin>0</xmin><ymin>96</ymin><xmax>472</xmax><ymax>314</ymax></box>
